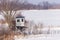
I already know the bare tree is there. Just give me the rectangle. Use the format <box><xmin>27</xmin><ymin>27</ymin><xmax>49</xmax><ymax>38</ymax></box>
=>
<box><xmin>0</xmin><ymin>0</ymin><xmax>25</xmax><ymax>29</ymax></box>
<box><xmin>42</xmin><ymin>1</ymin><xmax>51</xmax><ymax>9</ymax></box>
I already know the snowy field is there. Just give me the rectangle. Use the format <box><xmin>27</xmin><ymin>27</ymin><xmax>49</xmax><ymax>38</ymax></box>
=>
<box><xmin>14</xmin><ymin>9</ymin><xmax>60</xmax><ymax>40</ymax></box>
<box><xmin>14</xmin><ymin>27</ymin><xmax>60</xmax><ymax>40</ymax></box>
<box><xmin>0</xmin><ymin>9</ymin><xmax>60</xmax><ymax>40</ymax></box>
<box><xmin>15</xmin><ymin>34</ymin><xmax>60</xmax><ymax>40</ymax></box>
<box><xmin>22</xmin><ymin>9</ymin><xmax>60</xmax><ymax>26</ymax></box>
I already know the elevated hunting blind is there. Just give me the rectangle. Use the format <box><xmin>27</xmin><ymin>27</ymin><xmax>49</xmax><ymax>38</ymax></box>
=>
<box><xmin>16</xmin><ymin>15</ymin><xmax>26</xmax><ymax>31</ymax></box>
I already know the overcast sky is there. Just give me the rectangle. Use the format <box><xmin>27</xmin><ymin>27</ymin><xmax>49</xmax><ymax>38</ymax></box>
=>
<box><xmin>27</xmin><ymin>0</ymin><xmax>60</xmax><ymax>4</ymax></box>
<box><xmin>22</xmin><ymin>10</ymin><xmax>60</xmax><ymax>26</ymax></box>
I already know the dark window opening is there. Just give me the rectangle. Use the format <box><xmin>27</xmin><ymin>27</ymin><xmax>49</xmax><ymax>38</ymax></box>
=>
<box><xmin>17</xmin><ymin>19</ymin><xmax>20</xmax><ymax>22</ymax></box>
<box><xmin>22</xmin><ymin>19</ymin><xmax>24</xmax><ymax>22</ymax></box>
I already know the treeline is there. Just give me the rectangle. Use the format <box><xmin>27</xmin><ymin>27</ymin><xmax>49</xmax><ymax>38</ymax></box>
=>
<box><xmin>0</xmin><ymin>0</ymin><xmax>59</xmax><ymax>10</ymax></box>
<box><xmin>20</xmin><ymin>1</ymin><xmax>52</xmax><ymax>10</ymax></box>
<box><xmin>14</xmin><ymin>1</ymin><xmax>60</xmax><ymax>10</ymax></box>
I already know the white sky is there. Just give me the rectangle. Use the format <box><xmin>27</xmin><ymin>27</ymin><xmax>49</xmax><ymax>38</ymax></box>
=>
<box><xmin>27</xmin><ymin>0</ymin><xmax>60</xmax><ymax>4</ymax></box>
<box><xmin>22</xmin><ymin>9</ymin><xmax>60</xmax><ymax>26</ymax></box>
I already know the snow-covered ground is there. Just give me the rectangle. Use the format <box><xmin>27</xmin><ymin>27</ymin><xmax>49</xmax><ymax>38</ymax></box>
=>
<box><xmin>14</xmin><ymin>27</ymin><xmax>60</xmax><ymax>40</ymax></box>
<box><xmin>15</xmin><ymin>34</ymin><xmax>60</xmax><ymax>40</ymax></box>
<box><xmin>14</xmin><ymin>9</ymin><xmax>60</xmax><ymax>40</ymax></box>
<box><xmin>22</xmin><ymin>9</ymin><xmax>60</xmax><ymax>26</ymax></box>
<box><xmin>0</xmin><ymin>9</ymin><xmax>60</xmax><ymax>40</ymax></box>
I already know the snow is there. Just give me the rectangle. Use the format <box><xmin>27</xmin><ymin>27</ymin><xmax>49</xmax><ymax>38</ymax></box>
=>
<box><xmin>0</xmin><ymin>10</ymin><xmax>60</xmax><ymax>40</ymax></box>
<box><xmin>22</xmin><ymin>9</ymin><xmax>60</xmax><ymax>26</ymax></box>
<box><xmin>14</xmin><ymin>26</ymin><xmax>60</xmax><ymax>40</ymax></box>
<box><xmin>1</xmin><ymin>9</ymin><xmax>60</xmax><ymax>26</ymax></box>
<box><xmin>0</xmin><ymin>15</ymin><xmax>5</xmax><ymax>20</ymax></box>
<box><xmin>15</xmin><ymin>9</ymin><xmax>60</xmax><ymax>40</ymax></box>
<box><xmin>14</xmin><ymin>34</ymin><xmax>60</xmax><ymax>40</ymax></box>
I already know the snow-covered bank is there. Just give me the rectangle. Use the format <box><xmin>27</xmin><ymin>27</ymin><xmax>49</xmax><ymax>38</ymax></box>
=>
<box><xmin>14</xmin><ymin>34</ymin><xmax>60</xmax><ymax>40</ymax></box>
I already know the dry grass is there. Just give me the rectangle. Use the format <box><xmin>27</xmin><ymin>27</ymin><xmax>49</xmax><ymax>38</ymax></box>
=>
<box><xmin>0</xmin><ymin>30</ymin><xmax>27</xmax><ymax>40</ymax></box>
<box><xmin>0</xmin><ymin>30</ymin><xmax>15</xmax><ymax>40</ymax></box>
<box><xmin>4</xmin><ymin>32</ymin><xmax>14</xmax><ymax>40</ymax></box>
